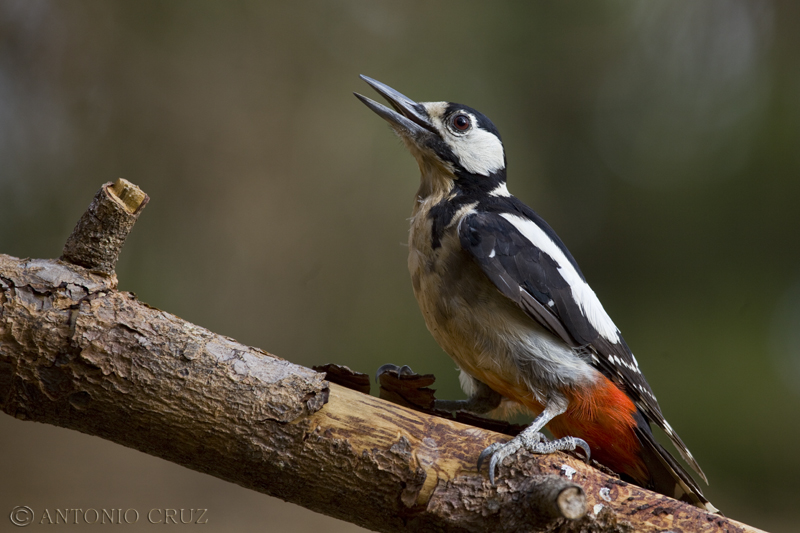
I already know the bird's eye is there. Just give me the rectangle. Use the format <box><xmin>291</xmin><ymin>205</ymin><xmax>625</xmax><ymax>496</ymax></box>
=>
<box><xmin>451</xmin><ymin>113</ymin><xmax>471</xmax><ymax>132</ymax></box>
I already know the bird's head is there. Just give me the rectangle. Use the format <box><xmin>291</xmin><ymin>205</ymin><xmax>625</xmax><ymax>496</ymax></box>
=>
<box><xmin>355</xmin><ymin>75</ymin><xmax>507</xmax><ymax>199</ymax></box>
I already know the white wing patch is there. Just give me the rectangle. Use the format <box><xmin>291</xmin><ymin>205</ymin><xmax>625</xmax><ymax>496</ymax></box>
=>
<box><xmin>499</xmin><ymin>213</ymin><xmax>621</xmax><ymax>344</ymax></box>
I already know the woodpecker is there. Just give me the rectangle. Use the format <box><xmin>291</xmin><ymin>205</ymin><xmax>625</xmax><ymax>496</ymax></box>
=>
<box><xmin>354</xmin><ymin>75</ymin><xmax>716</xmax><ymax>512</ymax></box>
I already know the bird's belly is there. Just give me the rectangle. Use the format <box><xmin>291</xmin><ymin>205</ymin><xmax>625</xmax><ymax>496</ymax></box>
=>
<box><xmin>408</xmin><ymin>229</ymin><xmax>596</xmax><ymax>412</ymax></box>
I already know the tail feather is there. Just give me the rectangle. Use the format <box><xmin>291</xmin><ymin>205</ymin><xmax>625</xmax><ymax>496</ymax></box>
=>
<box><xmin>633</xmin><ymin>415</ymin><xmax>719</xmax><ymax>513</ymax></box>
<box><xmin>639</xmin><ymin>405</ymin><xmax>709</xmax><ymax>485</ymax></box>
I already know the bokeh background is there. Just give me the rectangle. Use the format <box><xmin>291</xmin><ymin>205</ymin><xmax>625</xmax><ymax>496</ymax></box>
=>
<box><xmin>1</xmin><ymin>1</ymin><xmax>799</xmax><ymax>531</ymax></box>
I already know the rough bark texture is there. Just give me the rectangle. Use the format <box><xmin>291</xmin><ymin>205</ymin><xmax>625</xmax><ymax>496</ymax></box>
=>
<box><xmin>0</xmin><ymin>181</ymin><xmax>767</xmax><ymax>533</ymax></box>
<box><xmin>0</xmin><ymin>254</ymin><xmax>766</xmax><ymax>533</ymax></box>
<box><xmin>61</xmin><ymin>178</ymin><xmax>149</xmax><ymax>275</ymax></box>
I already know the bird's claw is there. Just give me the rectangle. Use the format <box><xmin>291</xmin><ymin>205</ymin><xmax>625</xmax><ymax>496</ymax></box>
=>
<box><xmin>477</xmin><ymin>433</ymin><xmax>591</xmax><ymax>485</ymax></box>
<box><xmin>374</xmin><ymin>363</ymin><xmax>416</xmax><ymax>383</ymax></box>
<box><xmin>477</xmin><ymin>440</ymin><xmax>520</xmax><ymax>485</ymax></box>
<box><xmin>571</xmin><ymin>436</ymin><xmax>592</xmax><ymax>464</ymax></box>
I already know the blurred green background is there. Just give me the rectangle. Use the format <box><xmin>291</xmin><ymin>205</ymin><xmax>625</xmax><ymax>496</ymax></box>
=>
<box><xmin>1</xmin><ymin>1</ymin><xmax>799</xmax><ymax>531</ymax></box>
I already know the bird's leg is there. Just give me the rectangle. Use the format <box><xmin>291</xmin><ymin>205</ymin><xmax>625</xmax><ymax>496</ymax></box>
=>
<box><xmin>477</xmin><ymin>397</ymin><xmax>591</xmax><ymax>485</ymax></box>
<box><xmin>434</xmin><ymin>379</ymin><xmax>502</xmax><ymax>414</ymax></box>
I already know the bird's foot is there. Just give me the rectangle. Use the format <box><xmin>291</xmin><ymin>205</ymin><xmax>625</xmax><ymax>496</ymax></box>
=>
<box><xmin>375</xmin><ymin>363</ymin><xmax>419</xmax><ymax>382</ymax></box>
<box><xmin>478</xmin><ymin>432</ymin><xmax>591</xmax><ymax>485</ymax></box>
<box><xmin>375</xmin><ymin>363</ymin><xmax>437</xmax><ymax>410</ymax></box>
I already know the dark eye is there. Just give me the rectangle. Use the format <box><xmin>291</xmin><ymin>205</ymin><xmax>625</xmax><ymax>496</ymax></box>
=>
<box><xmin>451</xmin><ymin>113</ymin><xmax>471</xmax><ymax>132</ymax></box>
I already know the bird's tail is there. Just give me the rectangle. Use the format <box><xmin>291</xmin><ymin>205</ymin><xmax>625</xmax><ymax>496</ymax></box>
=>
<box><xmin>633</xmin><ymin>416</ymin><xmax>719</xmax><ymax>513</ymax></box>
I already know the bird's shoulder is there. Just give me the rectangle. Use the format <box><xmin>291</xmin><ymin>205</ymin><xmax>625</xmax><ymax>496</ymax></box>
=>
<box><xmin>464</xmin><ymin>194</ymin><xmax>584</xmax><ymax>275</ymax></box>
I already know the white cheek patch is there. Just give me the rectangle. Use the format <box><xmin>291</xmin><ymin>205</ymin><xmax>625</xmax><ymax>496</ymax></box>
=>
<box><xmin>446</xmin><ymin>124</ymin><xmax>505</xmax><ymax>176</ymax></box>
<box><xmin>422</xmin><ymin>104</ymin><xmax>505</xmax><ymax>177</ymax></box>
<box><xmin>499</xmin><ymin>213</ymin><xmax>621</xmax><ymax>344</ymax></box>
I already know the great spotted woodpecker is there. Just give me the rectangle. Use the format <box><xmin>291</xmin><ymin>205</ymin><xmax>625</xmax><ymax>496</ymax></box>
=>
<box><xmin>355</xmin><ymin>75</ymin><xmax>716</xmax><ymax>512</ymax></box>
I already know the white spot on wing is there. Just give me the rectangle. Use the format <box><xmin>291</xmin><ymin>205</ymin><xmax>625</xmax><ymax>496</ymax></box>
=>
<box><xmin>500</xmin><ymin>213</ymin><xmax>620</xmax><ymax>343</ymax></box>
<box><xmin>488</xmin><ymin>248</ymin><xmax>496</xmax><ymax>258</ymax></box>
<box><xmin>607</xmin><ymin>351</ymin><xmax>643</xmax><ymax>375</ymax></box>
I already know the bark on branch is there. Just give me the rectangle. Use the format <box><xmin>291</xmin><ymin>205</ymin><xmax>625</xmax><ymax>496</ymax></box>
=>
<box><xmin>0</xmin><ymin>181</ymin><xmax>765</xmax><ymax>533</ymax></box>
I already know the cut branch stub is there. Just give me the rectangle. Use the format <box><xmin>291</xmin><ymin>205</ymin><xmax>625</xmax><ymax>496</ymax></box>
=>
<box><xmin>524</xmin><ymin>476</ymin><xmax>587</xmax><ymax>521</ymax></box>
<box><xmin>61</xmin><ymin>178</ymin><xmax>149</xmax><ymax>276</ymax></box>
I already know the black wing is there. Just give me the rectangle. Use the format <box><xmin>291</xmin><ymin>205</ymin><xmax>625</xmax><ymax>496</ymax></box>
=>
<box><xmin>458</xmin><ymin>209</ymin><xmax>707</xmax><ymax>482</ymax></box>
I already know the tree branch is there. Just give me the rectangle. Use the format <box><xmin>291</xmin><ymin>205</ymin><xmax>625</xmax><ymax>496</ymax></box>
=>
<box><xmin>0</xmin><ymin>181</ymin><xmax>766</xmax><ymax>533</ymax></box>
<box><xmin>61</xmin><ymin>179</ymin><xmax>149</xmax><ymax>276</ymax></box>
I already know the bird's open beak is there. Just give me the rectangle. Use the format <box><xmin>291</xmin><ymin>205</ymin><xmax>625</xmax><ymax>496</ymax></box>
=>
<box><xmin>355</xmin><ymin>75</ymin><xmax>436</xmax><ymax>136</ymax></box>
